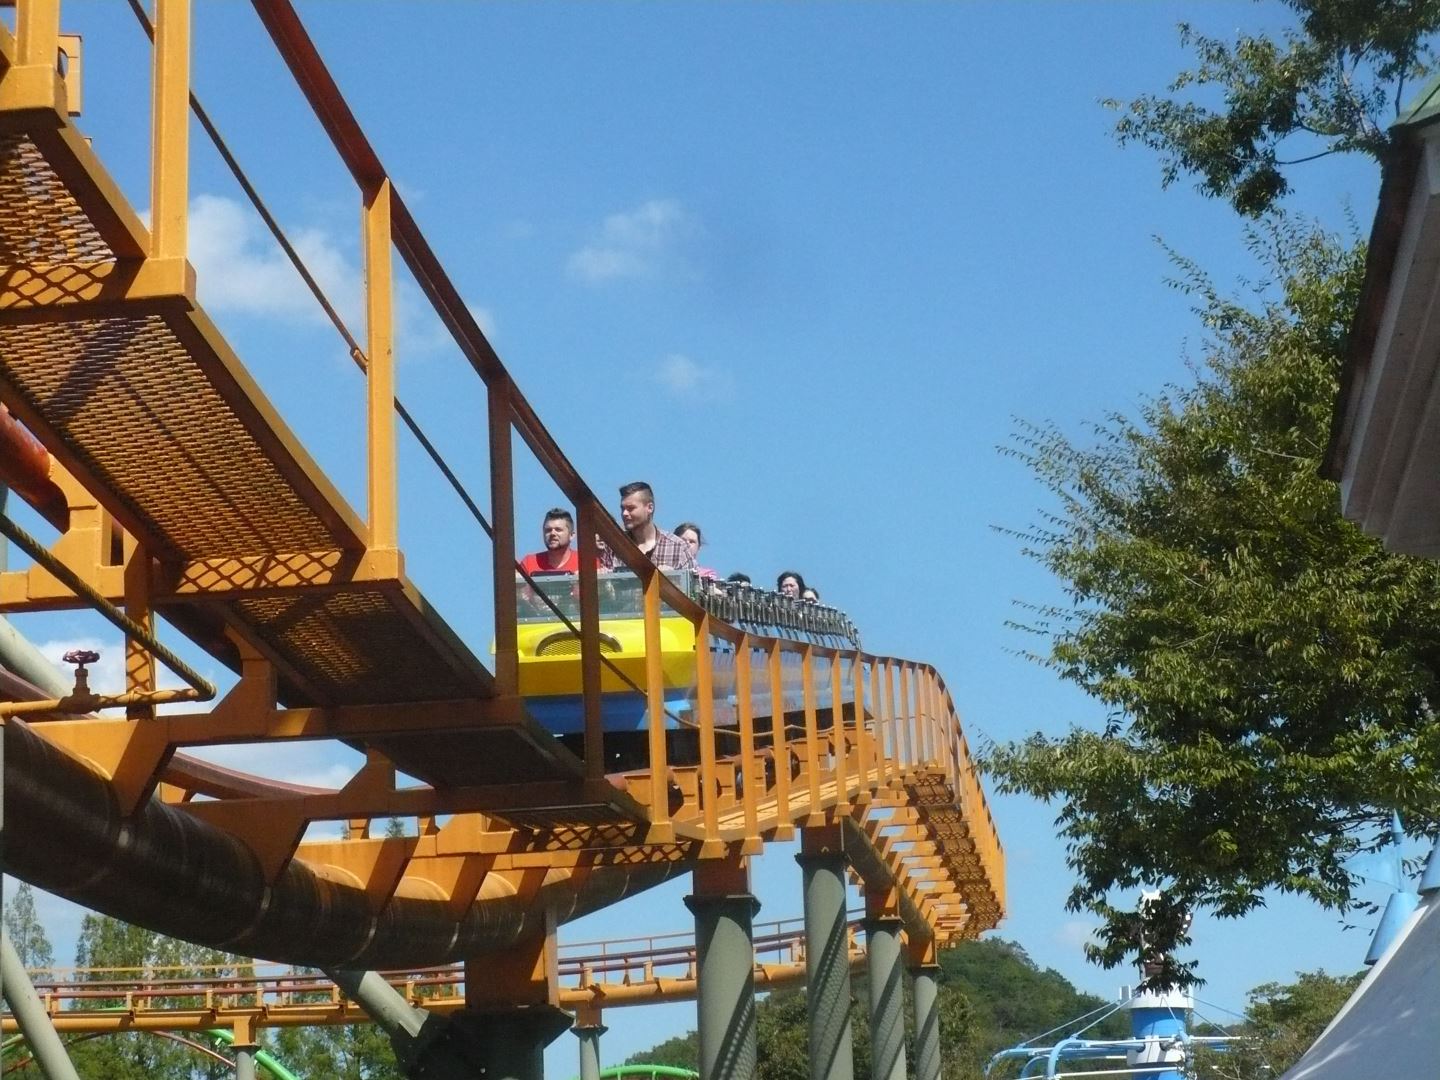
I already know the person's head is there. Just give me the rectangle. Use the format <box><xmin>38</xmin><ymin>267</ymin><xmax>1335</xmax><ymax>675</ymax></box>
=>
<box><xmin>618</xmin><ymin>482</ymin><xmax>655</xmax><ymax>534</ymax></box>
<box><xmin>727</xmin><ymin>572</ymin><xmax>752</xmax><ymax>587</ymax></box>
<box><xmin>801</xmin><ymin>587</ymin><xmax>819</xmax><ymax>604</ymax></box>
<box><xmin>674</xmin><ymin>522</ymin><xmax>703</xmax><ymax>560</ymax></box>
<box><xmin>777</xmin><ymin>571</ymin><xmax>805</xmax><ymax>598</ymax></box>
<box><xmin>541</xmin><ymin>508</ymin><xmax>574</xmax><ymax>551</ymax></box>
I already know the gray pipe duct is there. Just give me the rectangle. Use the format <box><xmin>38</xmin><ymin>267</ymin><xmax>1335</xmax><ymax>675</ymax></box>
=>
<box><xmin>5</xmin><ymin>718</ymin><xmax>680</xmax><ymax>967</ymax></box>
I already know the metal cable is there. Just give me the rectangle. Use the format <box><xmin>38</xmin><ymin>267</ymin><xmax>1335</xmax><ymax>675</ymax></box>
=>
<box><xmin>122</xmin><ymin>0</ymin><xmax>493</xmax><ymax>541</ymax></box>
<box><xmin>0</xmin><ymin>513</ymin><xmax>215</xmax><ymax>698</ymax></box>
<box><xmin>117</xmin><ymin>1</ymin><xmax>859</xmax><ymax>736</ymax></box>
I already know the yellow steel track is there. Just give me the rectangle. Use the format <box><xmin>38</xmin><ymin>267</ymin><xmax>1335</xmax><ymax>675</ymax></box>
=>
<box><xmin>0</xmin><ymin>0</ymin><xmax>1002</xmax><ymax>987</ymax></box>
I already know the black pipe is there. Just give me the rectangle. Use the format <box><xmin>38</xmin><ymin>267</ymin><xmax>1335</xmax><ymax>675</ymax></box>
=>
<box><xmin>4</xmin><ymin>719</ymin><xmax>680</xmax><ymax>967</ymax></box>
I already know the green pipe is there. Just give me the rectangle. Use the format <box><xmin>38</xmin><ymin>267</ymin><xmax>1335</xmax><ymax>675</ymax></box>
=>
<box><xmin>577</xmin><ymin>1068</ymin><xmax>699</xmax><ymax>1080</ymax></box>
<box><xmin>203</xmin><ymin>1027</ymin><xmax>302</xmax><ymax>1080</ymax></box>
<box><xmin>1</xmin><ymin>1020</ymin><xmax>302</xmax><ymax>1080</ymax></box>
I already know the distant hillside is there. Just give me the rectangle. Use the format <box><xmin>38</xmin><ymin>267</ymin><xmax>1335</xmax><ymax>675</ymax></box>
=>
<box><xmin>627</xmin><ymin>937</ymin><xmax>1125</xmax><ymax>1080</ymax></box>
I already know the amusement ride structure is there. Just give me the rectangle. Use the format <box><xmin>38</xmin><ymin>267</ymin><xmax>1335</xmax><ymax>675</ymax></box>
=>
<box><xmin>0</xmin><ymin>1</ymin><xmax>1004</xmax><ymax>1077</ymax></box>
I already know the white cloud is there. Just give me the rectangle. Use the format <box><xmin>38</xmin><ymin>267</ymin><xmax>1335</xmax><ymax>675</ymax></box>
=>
<box><xmin>187</xmin><ymin>194</ymin><xmax>494</xmax><ymax>358</ymax></box>
<box><xmin>1054</xmin><ymin>918</ymin><xmax>1098</xmax><ymax>952</ymax></box>
<box><xmin>184</xmin><ymin>742</ymin><xmax>365</xmax><ymax>791</ymax></box>
<box><xmin>655</xmin><ymin>353</ymin><xmax>732</xmax><ymax>401</ymax></box>
<box><xmin>567</xmin><ymin>198</ymin><xmax>699</xmax><ymax>284</ymax></box>
<box><xmin>468</xmin><ymin>302</ymin><xmax>497</xmax><ymax>340</ymax></box>
<box><xmin>189</xmin><ymin>194</ymin><xmax>361</xmax><ymax>327</ymax></box>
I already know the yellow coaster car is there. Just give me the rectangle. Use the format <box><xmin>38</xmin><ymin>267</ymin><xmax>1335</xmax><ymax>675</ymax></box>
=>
<box><xmin>515</xmin><ymin>570</ymin><xmax>702</xmax><ymax>734</ymax></box>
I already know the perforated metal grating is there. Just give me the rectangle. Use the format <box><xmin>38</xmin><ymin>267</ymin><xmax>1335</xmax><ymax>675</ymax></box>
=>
<box><xmin>232</xmin><ymin>587</ymin><xmax>486</xmax><ymax>705</ymax></box>
<box><xmin>0</xmin><ymin>134</ymin><xmax>114</xmax><ymax>264</ymax></box>
<box><xmin>0</xmin><ymin>312</ymin><xmax>347</xmax><ymax>557</ymax></box>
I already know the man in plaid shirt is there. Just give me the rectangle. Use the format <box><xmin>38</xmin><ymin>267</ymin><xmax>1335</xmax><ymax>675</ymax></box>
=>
<box><xmin>598</xmin><ymin>481</ymin><xmax>699</xmax><ymax>572</ymax></box>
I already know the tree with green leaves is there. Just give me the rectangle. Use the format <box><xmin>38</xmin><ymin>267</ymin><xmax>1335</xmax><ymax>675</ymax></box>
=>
<box><xmin>986</xmin><ymin>219</ymin><xmax>1440</xmax><ymax>984</ymax></box>
<box><xmin>268</xmin><ymin>1020</ymin><xmax>402</xmax><ymax>1080</ymax></box>
<box><xmin>65</xmin><ymin>914</ymin><xmax>253</xmax><ymax>1080</ymax></box>
<box><xmin>628</xmin><ymin>938</ymin><xmax>1121</xmax><ymax>1080</ymax></box>
<box><xmin>1193</xmin><ymin>969</ymin><xmax>1364</xmax><ymax>1079</ymax></box>
<box><xmin>1109</xmin><ymin>1</ymin><xmax>1440</xmax><ymax>215</ymax></box>
<box><xmin>5</xmin><ymin>882</ymin><xmax>53</xmax><ymax>970</ymax></box>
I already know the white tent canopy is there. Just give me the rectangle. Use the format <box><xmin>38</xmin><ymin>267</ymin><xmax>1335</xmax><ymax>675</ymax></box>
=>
<box><xmin>1282</xmin><ymin>893</ymin><xmax>1440</xmax><ymax>1079</ymax></box>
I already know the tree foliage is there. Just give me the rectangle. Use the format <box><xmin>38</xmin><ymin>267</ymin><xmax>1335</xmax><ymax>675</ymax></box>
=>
<box><xmin>1108</xmin><ymin>1</ymin><xmax>1440</xmax><ymax>215</ymax></box>
<box><xmin>0</xmin><ymin>909</ymin><xmax>401</xmax><ymax>1079</ymax></box>
<box><xmin>987</xmin><ymin>220</ymin><xmax>1440</xmax><ymax>983</ymax></box>
<box><xmin>5</xmin><ymin>882</ymin><xmax>54</xmax><ymax>969</ymax></box>
<box><xmin>269</xmin><ymin>1022</ymin><xmax>402</xmax><ymax>1080</ymax></box>
<box><xmin>65</xmin><ymin>914</ymin><xmax>248</xmax><ymax>1080</ymax></box>
<box><xmin>628</xmin><ymin>937</ymin><xmax>1121</xmax><ymax>1080</ymax></box>
<box><xmin>1194</xmin><ymin>968</ymin><xmax>1364</xmax><ymax>1079</ymax></box>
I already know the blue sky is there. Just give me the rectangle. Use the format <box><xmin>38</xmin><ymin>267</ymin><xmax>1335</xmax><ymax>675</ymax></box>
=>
<box><xmin>1</xmin><ymin>0</ymin><xmax>1406</xmax><ymax>1071</ymax></box>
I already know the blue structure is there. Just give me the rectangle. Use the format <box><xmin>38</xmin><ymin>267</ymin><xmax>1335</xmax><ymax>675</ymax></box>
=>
<box><xmin>1122</xmin><ymin>989</ymin><xmax>1191</xmax><ymax>1080</ymax></box>
<box><xmin>984</xmin><ymin>978</ymin><xmax>1220</xmax><ymax>1077</ymax></box>
<box><xmin>1365</xmin><ymin>814</ymin><xmax>1423</xmax><ymax>965</ymax></box>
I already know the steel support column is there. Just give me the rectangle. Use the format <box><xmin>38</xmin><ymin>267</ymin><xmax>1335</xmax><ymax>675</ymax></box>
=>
<box><xmin>797</xmin><ymin>829</ymin><xmax>854</xmax><ymax>1080</ymax></box>
<box><xmin>573</xmin><ymin>1015</ymin><xmax>607</xmax><ymax>1080</ymax></box>
<box><xmin>234</xmin><ymin>1044</ymin><xmax>257</xmax><ymax>1080</ymax></box>
<box><xmin>863</xmin><ymin>907</ymin><xmax>906</xmax><ymax>1080</ymax></box>
<box><xmin>1</xmin><ymin>930</ymin><xmax>82</xmax><ymax>1080</ymax></box>
<box><xmin>334</xmin><ymin>965</ymin><xmax>570</xmax><ymax>1080</ymax></box>
<box><xmin>449</xmin><ymin>1008</ymin><xmax>572</xmax><ymax>1080</ymax></box>
<box><xmin>909</xmin><ymin>964</ymin><xmax>942</xmax><ymax>1080</ymax></box>
<box><xmin>685</xmin><ymin>860</ymin><xmax>760</xmax><ymax>1080</ymax></box>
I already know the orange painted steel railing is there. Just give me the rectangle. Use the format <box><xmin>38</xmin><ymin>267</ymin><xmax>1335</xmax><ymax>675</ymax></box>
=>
<box><xmin>7</xmin><ymin>917</ymin><xmax>863</xmax><ymax>1035</ymax></box>
<box><xmin>0</xmin><ymin>0</ymin><xmax>1002</xmax><ymax>958</ymax></box>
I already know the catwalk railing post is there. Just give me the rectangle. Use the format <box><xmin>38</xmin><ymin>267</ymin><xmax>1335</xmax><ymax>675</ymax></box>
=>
<box><xmin>577</xmin><ymin>503</ymin><xmax>604</xmax><ymax>779</ymax></box>
<box><xmin>897</xmin><ymin>664</ymin><xmax>914</xmax><ymax>772</ymax></box>
<box><xmin>363</xmin><ymin>177</ymin><xmax>398</xmax><ymax>551</ymax></box>
<box><xmin>643</xmin><ymin>569</ymin><xmax>670</xmax><ymax>832</ymax></box>
<box><xmin>123</xmin><ymin>532</ymin><xmax>157</xmax><ymax>720</ymax></box>
<box><xmin>16</xmin><ymin>0</ymin><xmax>61</xmax><ymax>69</ymax></box>
<box><xmin>829</xmin><ymin>653</ymin><xmax>848</xmax><ymax>803</ymax></box>
<box><xmin>489</xmin><ymin>380</ymin><xmax>518</xmax><ymax>696</ymax></box>
<box><xmin>695</xmin><ymin>613</ymin><xmax>720</xmax><ymax>845</ymax></box>
<box><xmin>801</xmin><ymin>647</ymin><xmax>822</xmax><ymax>817</ymax></box>
<box><xmin>150</xmin><ymin>0</ymin><xmax>190</xmax><ymax>261</ymax></box>
<box><xmin>910</xmin><ymin>666</ymin><xmax>927</xmax><ymax>768</ymax></box>
<box><xmin>735</xmin><ymin>635</ymin><xmax>760</xmax><ymax>843</ymax></box>
<box><xmin>769</xmin><ymin>643</ymin><xmax>793</xmax><ymax>823</ymax></box>
<box><xmin>854</xmin><ymin>657</ymin><xmax>873</xmax><ymax>795</ymax></box>
<box><xmin>883</xmin><ymin>661</ymin><xmax>901</xmax><ymax>785</ymax></box>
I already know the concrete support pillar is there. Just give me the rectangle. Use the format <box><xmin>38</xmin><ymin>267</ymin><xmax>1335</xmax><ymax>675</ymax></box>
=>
<box><xmin>234</xmin><ymin>1044</ymin><xmax>257</xmax><ymax>1080</ymax></box>
<box><xmin>1</xmin><ymin>930</ymin><xmax>83</xmax><ymax>1080</ymax></box>
<box><xmin>330</xmin><ymin>914</ymin><xmax>569</xmax><ymax>1080</ymax></box>
<box><xmin>863</xmin><ymin>892</ymin><xmax>906</xmax><ymax>1080</ymax></box>
<box><xmin>457</xmin><ymin>911</ymin><xmax>570</xmax><ymax>1080</ymax></box>
<box><xmin>232</xmin><ymin>1018</ymin><xmax>259</xmax><ymax>1080</ymax></box>
<box><xmin>684</xmin><ymin>858</ymin><xmax>760</xmax><ymax>1080</ymax></box>
<box><xmin>573</xmin><ymin>1007</ymin><xmax>607</xmax><ymax>1080</ymax></box>
<box><xmin>797</xmin><ymin>827</ymin><xmax>854</xmax><ymax>1080</ymax></box>
<box><xmin>908</xmin><ymin>963</ymin><xmax>942</xmax><ymax>1080</ymax></box>
<box><xmin>447</xmin><ymin>1007</ymin><xmax>572</xmax><ymax>1080</ymax></box>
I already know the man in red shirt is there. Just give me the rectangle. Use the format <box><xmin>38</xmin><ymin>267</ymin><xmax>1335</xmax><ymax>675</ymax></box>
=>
<box><xmin>519</xmin><ymin>508</ymin><xmax>591</xmax><ymax>574</ymax></box>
